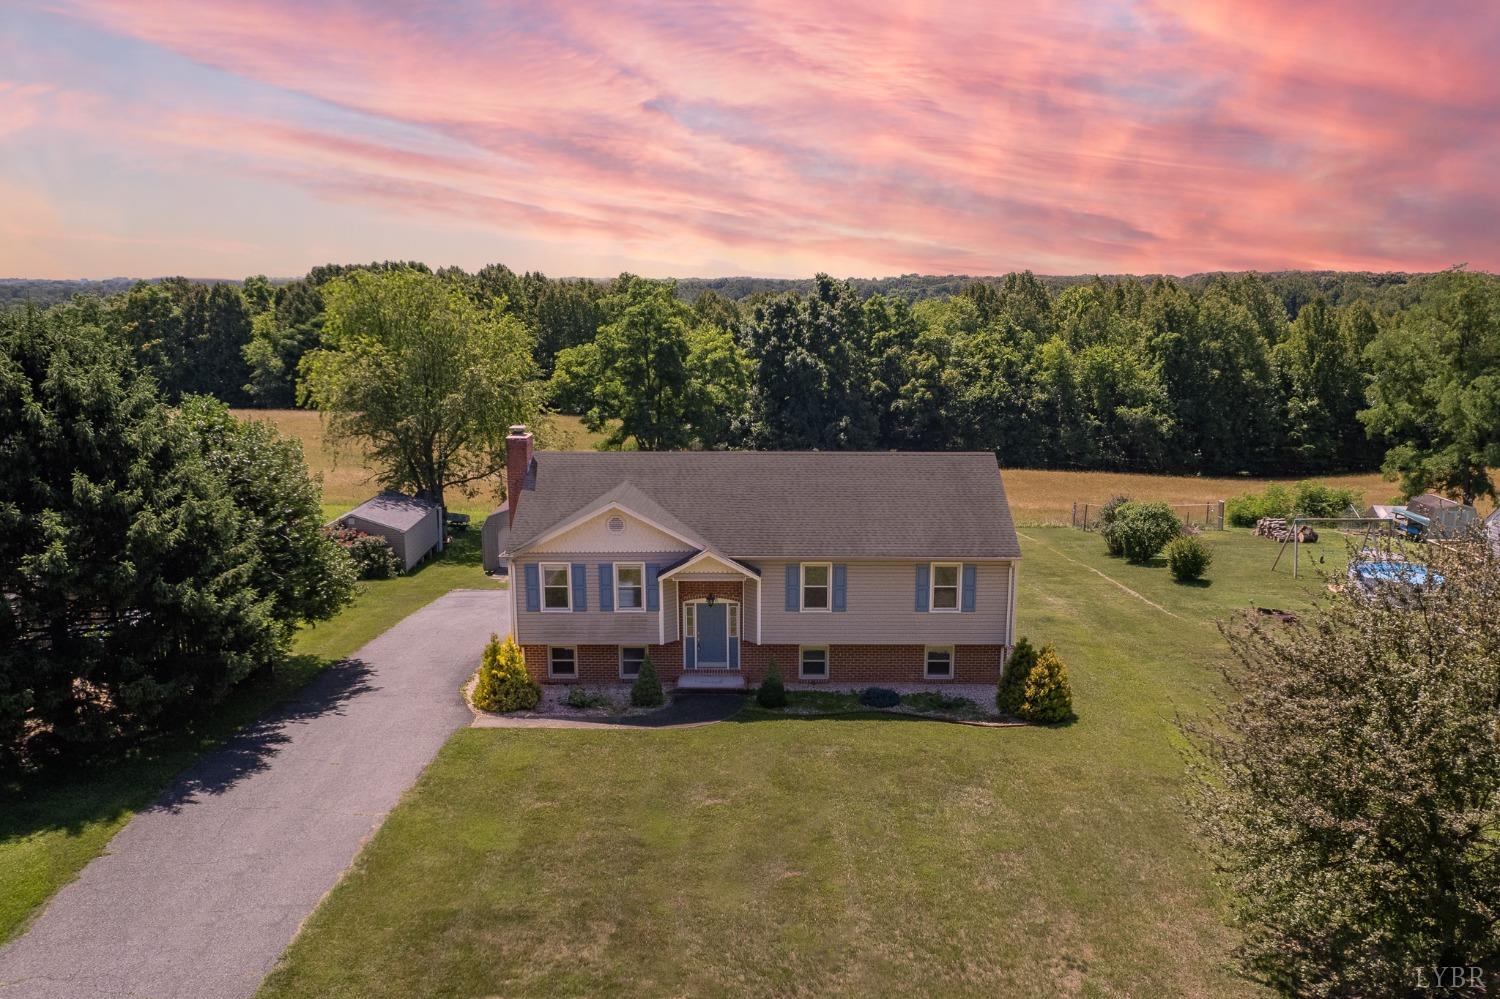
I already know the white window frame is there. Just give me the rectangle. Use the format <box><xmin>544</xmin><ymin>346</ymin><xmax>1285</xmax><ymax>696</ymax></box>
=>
<box><xmin>613</xmin><ymin>561</ymin><xmax>646</xmax><ymax>613</ymax></box>
<box><xmin>929</xmin><ymin>562</ymin><xmax>961</xmax><ymax>613</ymax></box>
<box><xmin>800</xmin><ymin>562</ymin><xmax>832</xmax><ymax>613</ymax></box>
<box><xmin>548</xmin><ymin>645</ymin><xmax>578</xmax><ymax>678</ymax></box>
<box><xmin>619</xmin><ymin>645</ymin><xmax>647</xmax><ymax>679</ymax></box>
<box><xmin>683</xmin><ymin>601</ymin><xmax>696</xmax><ymax>640</ymax></box>
<box><xmin>728</xmin><ymin>603</ymin><xmax>739</xmax><ymax>638</ymax></box>
<box><xmin>924</xmin><ymin>645</ymin><xmax>955</xmax><ymax>680</ymax></box>
<box><xmin>799</xmin><ymin>644</ymin><xmax>829</xmax><ymax>680</ymax></box>
<box><xmin>540</xmin><ymin>562</ymin><xmax>572</xmax><ymax>612</ymax></box>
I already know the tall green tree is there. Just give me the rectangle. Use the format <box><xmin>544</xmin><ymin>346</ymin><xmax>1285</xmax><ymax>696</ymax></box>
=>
<box><xmin>299</xmin><ymin>270</ymin><xmax>544</xmax><ymax>509</ymax></box>
<box><xmin>0</xmin><ymin>305</ymin><xmax>277</xmax><ymax>768</ymax></box>
<box><xmin>1273</xmin><ymin>297</ymin><xmax>1370</xmax><ymax>471</ymax></box>
<box><xmin>175</xmin><ymin>396</ymin><xmax>355</xmax><ymax>629</ymax></box>
<box><xmin>551</xmin><ymin>276</ymin><xmax>695</xmax><ymax>450</ymax></box>
<box><xmin>1361</xmin><ymin>270</ymin><xmax>1500</xmax><ymax>503</ymax></box>
<box><xmin>744</xmin><ymin>274</ymin><xmax>877</xmax><ymax>449</ymax></box>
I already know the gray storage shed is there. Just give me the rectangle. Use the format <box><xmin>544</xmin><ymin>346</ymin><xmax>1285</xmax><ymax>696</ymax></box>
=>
<box><xmin>337</xmin><ymin>492</ymin><xmax>443</xmax><ymax>571</ymax></box>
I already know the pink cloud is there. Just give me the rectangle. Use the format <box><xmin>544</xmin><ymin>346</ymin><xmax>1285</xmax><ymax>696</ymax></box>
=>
<box><xmin>11</xmin><ymin>0</ymin><xmax>1500</xmax><ymax>275</ymax></box>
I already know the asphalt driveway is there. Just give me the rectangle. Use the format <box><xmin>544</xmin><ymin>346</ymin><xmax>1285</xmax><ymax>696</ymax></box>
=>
<box><xmin>0</xmin><ymin>587</ymin><xmax>509</xmax><ymax>999</ymax></box>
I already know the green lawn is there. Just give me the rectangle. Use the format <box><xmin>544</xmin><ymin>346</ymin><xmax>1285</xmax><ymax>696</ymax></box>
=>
<box><xmin>258</xmin><ymin>528</ymin><xmax>1331</xmax><ymax>998</ymax></box>
<box><xmin>0</xmin><ymin>532</ymin><xmax>501</xmax><ymax>944</ymax></box>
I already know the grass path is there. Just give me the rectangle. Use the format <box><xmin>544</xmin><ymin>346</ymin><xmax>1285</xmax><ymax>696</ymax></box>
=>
<box><xmin>1016</xmin><ymin>529</ymin><xmax>1192</xmax><ymax>623</ymax></box>
<box><xmin>0</xmin><ymin>534</ymin><xmax>500</xmax><ymax>945</ymax></box>
<box><xmin>256</xmin><ymin>529</ymin><xmax>1319</xmax><ymax>998</ymax></box>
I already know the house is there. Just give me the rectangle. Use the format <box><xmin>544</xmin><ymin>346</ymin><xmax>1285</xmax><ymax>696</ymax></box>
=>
<box><xmin>1405</xmin><ymin>493</ymin><xmax>1479</xmax><ymax>539</ymax></box>
<box><xmin>483</xmin><ymin>426</ymin><xmax>1020</xmax><ymax>689</ymax></box>
<box><xmin>336</xmin><ymin>491</ymin><xmax>443</xmax><ymax>572</ymax></box>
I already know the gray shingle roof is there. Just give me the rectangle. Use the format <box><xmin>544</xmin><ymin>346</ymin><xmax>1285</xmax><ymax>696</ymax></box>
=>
<box><xmin>503</xmin><ymin>452</ymin><xmax>1020</xmax><ymax>559</ymax></box>
<box><xmin>341</xmin><ymin>491</ymin><xmax>437</xmax><ymax>532</ymax></box>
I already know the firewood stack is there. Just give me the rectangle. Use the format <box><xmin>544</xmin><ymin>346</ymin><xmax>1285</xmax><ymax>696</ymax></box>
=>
<box><xmin>1254</xmin><ymin>517</ymin><xmax>1318</xmax><ymax>543</ymax></box>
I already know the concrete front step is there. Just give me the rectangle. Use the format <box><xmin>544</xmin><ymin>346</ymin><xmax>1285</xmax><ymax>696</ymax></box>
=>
<box><xmin>675</xmin><ymin>672</ymin><xmax>747</xmax><ymax>690</ymax></box>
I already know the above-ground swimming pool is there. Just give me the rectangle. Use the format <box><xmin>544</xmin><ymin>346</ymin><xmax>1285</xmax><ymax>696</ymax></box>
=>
<box><xmin>1349</xmin><ymin>561</ymin><xmax>1444</xmax><ymax>587</ymax></box>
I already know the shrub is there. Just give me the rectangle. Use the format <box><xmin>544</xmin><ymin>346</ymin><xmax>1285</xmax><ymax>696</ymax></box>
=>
<box><xmin>859</xmin><ymin>686</ymin><xmax>900</xmax><ymax>708</ymax></box>
<box><xmin>756</xmin><ymin>658</ymin><xmax>788</xmax><ymax>708</ymax></box>
<box><xmin>1017</xmin><ymin>645</ymin><xmax>1075</xmax><ymax>723</ymax></box>
<box><xmin>1096</xmin><ymin>495</ymin><xmax>1132</xmax><ymax>555</ymax></box>
<box><xmin>1165</xmin><ymin>535</ymin><xmax>1214</xmax><ymax>582</ymax></box>
<box><xmin>630</xmin><ymin>653</ymin><xmax>665</xmax><ymax>708</ymax></box>
<box><xmin>471</xmin><ymin>634</ymin><xmax>541</xmax><ymax>713</ymax></box>
<box><xmin>1226</xmin><ymin>481</ymin><xmax>1359</xmax><ymax>527</ymax></box>
<box><xmin>1292</xmin><ymin>480</ymin><xmax>1361</xmax><ymax>520</ymax></box>
<box><xmin>1104</xmin><ymin>501</ymin><xmax>1181</xmax><ymax>563</ymax></box>
<box><xmin>565</xmin><ymin>686</ymin><xmax>611</xmax><ymax>710</ymax></box>
<box><xmin>323</xmin><ymin>525</ymin><xmax>401</xmax><ymax>579</ymax></box>
<box><xmin>997</xmin><ymin>636</ymin><xmax>1038</xmax><ymax>715</ymax></box>
<box><xmin>1194</xmin><ymin>535</ymin><xmax>1500</xmax><ymax>994</ymax></box>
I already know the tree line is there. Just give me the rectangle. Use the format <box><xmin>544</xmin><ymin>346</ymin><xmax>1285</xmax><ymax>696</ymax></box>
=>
<box><xmin>13</xmin><ymin>263</ymin><xmax>1500</xmax><ymax>501</ymax></box>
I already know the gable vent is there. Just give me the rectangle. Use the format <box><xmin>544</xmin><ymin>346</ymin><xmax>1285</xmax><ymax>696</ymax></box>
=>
<box><xmin>607</xmin><ymin>515</ymin><xmax>626</xmax><ymax>533</ymax></box>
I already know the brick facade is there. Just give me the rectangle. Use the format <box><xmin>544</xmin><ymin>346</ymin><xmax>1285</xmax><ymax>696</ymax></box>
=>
<box><xmin>523</xmin><ymin>640</ymin><xmax>1010</xmax><ymax>686</ymax></box>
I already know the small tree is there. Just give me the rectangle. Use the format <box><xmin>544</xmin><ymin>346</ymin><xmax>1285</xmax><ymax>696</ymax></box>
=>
<box><xmin>757</xmin><ymin>658</ymin><xmax>788</xmax><ymax>708</ymax></box>
<box><xmin>630</xmin><ymin>653</ymin><xmax>665</xmax><ymax>708</ymax></box>
<box><xmin>997</xmin><ymin>637</ymin><xmax>1038</xmax><ymax>716</ymax></box>
<box><xmin>1164</xmin><ymin>536</ymin><xmax>1213</xmax><ymax>582</ymax></box>
<box><xmin>471</xmin><ymin>634</ymin><xmax>540</xmax><ymax>713</ymax></box>
<box><xmin>1193</xmin><ymin>537</ymin><xmax>1500</xmax><ymax>994</ymax></box>
<box><xmin>1103</xmin><ymin>501</ymin><xmax>1180</xmax><ymax>563</ymax></box>
<box><xmin>1016</xmin><ymin>645</ymin><xmax>1074</xmax><ymax>723</ymax></box>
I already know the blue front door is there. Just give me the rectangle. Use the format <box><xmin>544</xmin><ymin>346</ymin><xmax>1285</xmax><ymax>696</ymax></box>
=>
<box><xmin>696</xmin><ymin>603</ymin><xmax>728</xmax><ymax>665</ymax></box>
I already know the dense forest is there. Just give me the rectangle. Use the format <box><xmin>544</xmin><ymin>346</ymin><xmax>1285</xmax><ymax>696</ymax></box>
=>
<box><xmin>7</xmin><ymin>263</ymin><xmax>1498</xmax><ymax>496</ymax></box>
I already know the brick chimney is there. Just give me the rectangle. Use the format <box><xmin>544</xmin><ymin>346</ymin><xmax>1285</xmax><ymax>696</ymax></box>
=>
<box><xmin>505</xmin><ymin>425</ymin><xmax>534</xmax><ymax>526</ymax></box>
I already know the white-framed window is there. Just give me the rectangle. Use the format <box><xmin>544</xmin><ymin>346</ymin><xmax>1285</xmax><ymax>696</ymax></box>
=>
<box><xmin>619</xmin><ymin>645</ymin><xmax>646</xmax><ymax>679</ymax></box>
<box><xmin>728</xmin><ymin>603</ymin><xmax>739</xmax><ymax>638</ymax></box>
<box><xmin>683</xmin><ymin>602</ymin><xmax>696</xmax><ymax>640</ymax></box>
<box><xmin>925</xmin><ymin>646</ymin><xmax>954</xmax><ymax>679</ymax></box>
<box><xmin>801</xmin><ymin>563</ymin><xmax>831</xmax><ymax>611</ymax></box>
<box><xmin>799</xmin><ymin>645</ymin><xmax>829</xmax><ymax>679</ymax></box>
<box><xmin>548</xmin><ymin>646</ymin><xmax>578</xmax><ymax>678</ymax></box>
<box><xmin>930</xmin><ymin>563</ymin><xmax>961</xmax><ymax>612</ymax></box>
<box><xmin>614</xmin><ymin>562</ymin><xmax>645</xmax><ymax>611</ymax></box>
<box><xmin>541</xmin><ymin>562</ymin><xmax>571</xmax><ymax>611</ymax></box>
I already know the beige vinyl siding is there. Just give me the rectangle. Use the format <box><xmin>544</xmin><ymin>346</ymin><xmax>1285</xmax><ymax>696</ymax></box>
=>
<box><xmin>757</xmin><ymin>559</ymin><xmax>1013</xmax><ymax>645</ymax></box>
<box><xmin>514</xmin><ymin>550</ymin><xmax>693</xmax><ymax>645</ymax></box>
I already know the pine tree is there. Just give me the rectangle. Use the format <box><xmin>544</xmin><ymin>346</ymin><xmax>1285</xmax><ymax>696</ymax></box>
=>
<box><xmin>1017</xmin><ymin>645</ymin><xmax>1075</xmax><ymax>723</ymax></box>
<box><xmin>471</xmin><ymin>634</ymin><xmax>540</xmax><ymax>713</ymax></box>
<box><xmin>756</xmin><ymin>658</ymin><xmax>788</xmax><ymax>708</ymax></box>
<box><xmin>630</xmin><ymin>653</ymin><xmax>665</xmax><ymax>708</ymax></box>
<box><xmin>997</xmin><ymin>637</ymin><xmax>1038</xmax><ymax>716</ymax></box>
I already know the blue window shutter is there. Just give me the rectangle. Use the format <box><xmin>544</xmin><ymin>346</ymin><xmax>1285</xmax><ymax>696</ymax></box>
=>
<box><xmin>961</xmin><ymin>564</ymin><xmax>977</xmax><ymax>612</ymax></box>
<box><xmin>645</xmin><ymin>564</ymin><xmax>660</xmax><ymax>611</ymax></box>
<box><xmin>598</xmin><ymin>564</ymin><xmax>614</xmax><ymax>612</ymax></box>
<box><xmin>785</xmin><ymin>564</ymin><xmax>800</xmax><ymax>611</ymax></box>
<box><xmin>832</xmin><ymin>564</ymin><xmax>847</xmax><ymax>612</ymax></box>
<box><xmin>915</xmin><ymin>564</ymin><xmax>930</xmax><ymax>612</ymax></box>
<box><xmin>571</xmin><ymin>563</ymin><xmax>587</xmax><ymax>612</ymax></box>
<box><xmin>524</xmin><ymin>564</ymin><xmax>540</xmax><ymax>612</ymax></box>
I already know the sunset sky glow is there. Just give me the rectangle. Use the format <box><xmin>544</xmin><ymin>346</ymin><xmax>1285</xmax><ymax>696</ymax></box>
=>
<box><xmin>3</xmin><ymin>0</ymin><xmax>1498</xmax><ymax>279</ymax></box>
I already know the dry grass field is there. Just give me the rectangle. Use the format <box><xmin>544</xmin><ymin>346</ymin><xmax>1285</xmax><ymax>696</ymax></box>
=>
<box><xmin>233</xmin><ymin>409</ymin><xmax>1491</xmax><ymax>526</ymax></box>
<box><xmin>230</xmin><ymin>410</ymin><xmax>610</xmax><ymax>521</ymax></box>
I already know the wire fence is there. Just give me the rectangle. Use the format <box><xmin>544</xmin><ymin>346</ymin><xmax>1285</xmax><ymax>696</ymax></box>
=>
<box><xmin>1071</xmin><ymin>500</ymin><xmax>1226</xmax><ymax>531</ymax></box>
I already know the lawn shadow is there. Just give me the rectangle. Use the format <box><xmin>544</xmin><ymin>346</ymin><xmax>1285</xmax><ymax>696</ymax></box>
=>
<box><xmin>1174</xmin><ymin>577</ymin><xmax>1213</xmax><ymax>589</ymax></box>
